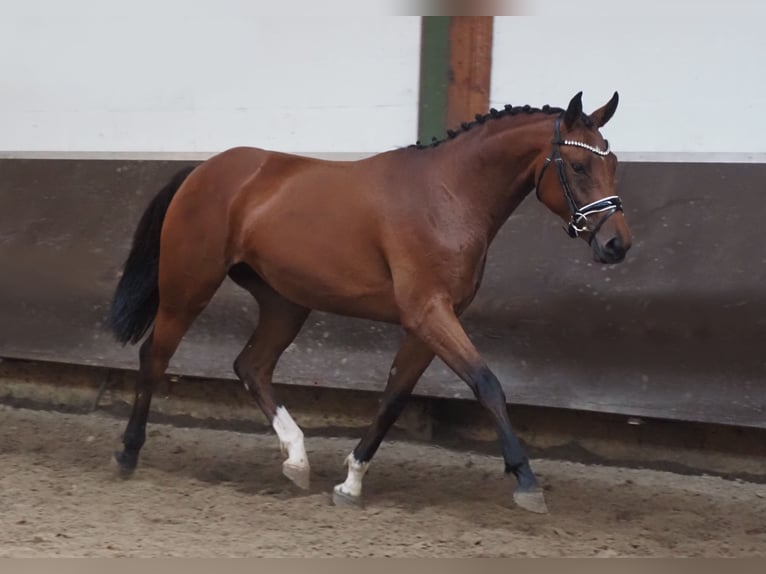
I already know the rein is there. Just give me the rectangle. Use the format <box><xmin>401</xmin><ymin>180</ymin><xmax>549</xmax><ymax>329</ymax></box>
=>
<box><xmin>535</xmin><ymin>114</ymin><xmax>623</xmax><ymax>240</ymax></box>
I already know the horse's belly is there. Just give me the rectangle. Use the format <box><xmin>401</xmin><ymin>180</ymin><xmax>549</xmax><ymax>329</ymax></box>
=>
<box><xmin>243</xmin><ymin>238</ymin><xmax>400</xmax><ymax>323</ymax></box>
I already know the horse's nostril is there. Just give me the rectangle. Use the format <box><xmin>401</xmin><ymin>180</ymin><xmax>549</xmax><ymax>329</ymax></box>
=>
<box><xmin>604</xmin><ymin>237</ymin><xmax>627</xmax><ymax>260</ymax></box>
<box><xmin>605</xmin><ymin>237</ymin><xmax>623</xmax><ymax>253</ymax></box>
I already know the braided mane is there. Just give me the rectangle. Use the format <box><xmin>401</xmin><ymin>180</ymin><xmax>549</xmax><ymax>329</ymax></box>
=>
<box><xmin>410</xmin><ymin>104</ymin><xmax>564</xmax><ymax>150</ymax></box>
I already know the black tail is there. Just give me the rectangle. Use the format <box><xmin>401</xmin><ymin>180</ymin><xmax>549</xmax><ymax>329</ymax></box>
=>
<box><xmin>107</xmin><ymin>166</ymin><xmax>196</xmax><ymax>345</ymax></box>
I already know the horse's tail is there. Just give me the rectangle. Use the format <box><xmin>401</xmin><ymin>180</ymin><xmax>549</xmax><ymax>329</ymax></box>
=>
<box><xmin>107</xmin><ymin>166</ymin><xmax>196</xmax><ymax>345</ymax></box>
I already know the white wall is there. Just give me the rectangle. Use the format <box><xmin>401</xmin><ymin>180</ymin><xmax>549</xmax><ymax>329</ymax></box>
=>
<box><xmin>8</xmin><ymin>2</ymin><xmax>762</xmax><ymax>159</ymax></box>
<box><xmin>0</xmin><ymin>1</ymin><xmax>420</xmax><ymax>154</ymax></box>
<box><xmin>491</xmin><ymin>2</ymin><xmax>766</xmax><ymax>160</ymax></box>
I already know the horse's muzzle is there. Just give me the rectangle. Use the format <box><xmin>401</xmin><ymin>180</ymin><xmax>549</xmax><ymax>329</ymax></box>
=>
<box><xmin>592</xmin><ymin>235</ymin><xmax>629</xmax><ymax>264</ymax></box>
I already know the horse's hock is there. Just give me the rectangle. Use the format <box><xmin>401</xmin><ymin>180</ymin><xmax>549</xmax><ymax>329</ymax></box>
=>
<box><xmin>0</xmin><ymin>157</ymin><xmax>765</xmax><ymax>476</ymax></box>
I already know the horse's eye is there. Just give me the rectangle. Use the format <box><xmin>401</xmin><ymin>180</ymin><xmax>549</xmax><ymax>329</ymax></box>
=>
<box><xmin>571</xmin><ymin>162</ymin><xmax>586</xmax><ymax>174</ymax></box>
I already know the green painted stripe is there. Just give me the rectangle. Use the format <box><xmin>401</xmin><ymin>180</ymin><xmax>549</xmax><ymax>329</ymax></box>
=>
<box><xmin>417</xmin><ymin>16</ymin><xmax>451</xmax><ymax>145</ymax></box>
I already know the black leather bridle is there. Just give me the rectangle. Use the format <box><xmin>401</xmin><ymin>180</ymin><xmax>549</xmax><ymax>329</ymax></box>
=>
<box><xmin>535</xmin><ymin>113</ymin><xmax>623</xmax><ymax>240</ymax></box>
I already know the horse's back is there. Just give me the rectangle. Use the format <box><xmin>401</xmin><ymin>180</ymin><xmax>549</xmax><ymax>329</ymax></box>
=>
<box><xmin>169</xmin><ymin>146</ymin><xmax>401</xmax><ymax>320</ymax></box>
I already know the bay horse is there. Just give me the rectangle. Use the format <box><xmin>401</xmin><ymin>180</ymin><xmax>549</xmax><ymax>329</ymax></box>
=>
<box><xmin>107</xmin><ymin>92</ymin><xmax>631</xmax><ymax>514</ymax></box>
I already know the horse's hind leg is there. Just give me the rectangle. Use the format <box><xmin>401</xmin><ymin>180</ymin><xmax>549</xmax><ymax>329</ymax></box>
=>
<box><xmin>229</xmin><ymin>265</ymin><xmax>311</xmax><ymax>489</ymax></box>
<box><xmin>114</xmin><ymin>300</ymin><xmax>218</xmax><ymax>474</ymax></box>
<box><xmin>115</xmin><ymin>265</ymin><xmax>227</xmax><ymax>475</ymax></box>
<box><xmin>333</xmin><ymin>333</ymin><xmax>434</xmax><ymax>507</ymax></box>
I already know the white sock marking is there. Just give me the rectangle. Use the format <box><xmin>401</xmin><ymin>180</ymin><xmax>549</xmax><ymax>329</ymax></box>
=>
<box><xmin>272</xmin><ymin>406</ymin><xmax>308</xmax><ymax>469</ymax></box>
<box><xmin>336</xmin><ymin>453</ymin><xmax>369</xmax><ymax>498</ymax></box>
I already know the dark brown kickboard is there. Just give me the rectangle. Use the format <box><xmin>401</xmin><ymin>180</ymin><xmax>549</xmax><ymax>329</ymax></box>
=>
<box><xmin>0</xmin><ymin>158</ymin><xmax>764</xmax><ymax>428</ymax></box>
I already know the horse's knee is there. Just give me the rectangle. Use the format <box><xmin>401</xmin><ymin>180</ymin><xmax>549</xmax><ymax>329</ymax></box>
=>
<box><xmin>471</xmin><ymin>366</ymin><xmax>507</xmax><ymax>406</ymax></box>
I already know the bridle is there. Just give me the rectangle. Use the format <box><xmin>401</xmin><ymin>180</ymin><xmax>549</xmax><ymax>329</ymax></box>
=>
<box><xmin>535</xmin><ymin>113</ymin><xmax>623</xmax><ymax>240</ymax></box>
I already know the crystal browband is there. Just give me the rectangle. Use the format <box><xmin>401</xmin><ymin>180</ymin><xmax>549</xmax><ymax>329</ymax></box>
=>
<box><xmin>560</xmin><ymin>139</ymin><xmax>610</xmax><ymax>156</ymax></box>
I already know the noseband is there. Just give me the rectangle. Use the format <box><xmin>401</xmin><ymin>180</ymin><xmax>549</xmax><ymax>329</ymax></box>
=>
<box><xmin>535</xmin><ymin>114</ymin><xmax>623</xmax><ymax>240</ymax></box>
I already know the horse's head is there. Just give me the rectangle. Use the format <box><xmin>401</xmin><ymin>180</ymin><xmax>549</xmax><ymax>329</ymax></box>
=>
<box><xmin>535</xmin><ymin>92</ymin><xmax>632</xmax><ymax>264</ymax></box>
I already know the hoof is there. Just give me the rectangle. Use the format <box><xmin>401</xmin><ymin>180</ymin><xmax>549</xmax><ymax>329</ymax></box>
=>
<box><xmin>513</xmin><ymin>486</ymin><xmax>549</xmax><ymax>514</ymax></box>
<box><xmin>332</xmin><ymin>485</ymin><xmax>363</xmax><ymax>508</ymax></box>
<box><xmin>282</xmin><ymin>461</ymin><xmax>310</xmax><ymax>490</ymax></box>
<box><xmin>112</xmin><ymin>451</ymin><xmax>137</xmax><ymax>479</ymax></box>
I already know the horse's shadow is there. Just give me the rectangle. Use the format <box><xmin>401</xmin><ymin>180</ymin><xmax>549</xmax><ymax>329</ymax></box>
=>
<box><xmin>8</xmin><ymin>406</ymin><xmax>747</xmax><ymax>538</ymax></box>
<box><xmin>89</xmin><ymin>425</ymin><xmax>660</xmax><ymax>530</ymax></box>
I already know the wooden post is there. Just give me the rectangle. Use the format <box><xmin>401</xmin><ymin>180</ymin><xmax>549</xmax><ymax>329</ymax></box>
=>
<box><xmin>446</xmin><ymin>17</ymin><xmax>494</xmax><ymax>130</ymax></box>
<box><xmin>418</xmin><ymin>16</ymin><xmax>494</xmax><ymax>144</ymax></box>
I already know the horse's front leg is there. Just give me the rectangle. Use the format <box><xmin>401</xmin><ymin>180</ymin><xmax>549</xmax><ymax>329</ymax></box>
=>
<box><xmin>400</xmin><ymin>293</ymin><xmax>548</xmax><ymax>514</ymax></box>
<box><xmin>332</xmin><ymin>333</ymin><xmax>434</xmax><ymax>507</ymax></box>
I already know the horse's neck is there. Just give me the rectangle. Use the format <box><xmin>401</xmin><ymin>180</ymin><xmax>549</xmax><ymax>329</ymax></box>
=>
<box><xmin>433</xmin><ymin>118</ymin><xmax>549</xmax><ymax>241</ymax></box>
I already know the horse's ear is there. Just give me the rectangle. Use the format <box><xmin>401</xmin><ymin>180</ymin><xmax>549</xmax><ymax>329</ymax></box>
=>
<box><xmin>564</xmin><ymin>91</ymin><xmax>583</xmax><ymax>130</ymax></box>
<box><xmin>589</xmin><ymin>91</ymin><xmax>619</xmax><ymax>128</ymax></box>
